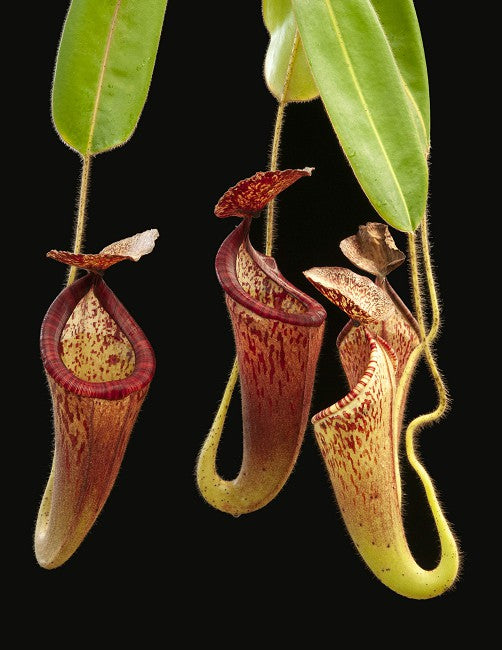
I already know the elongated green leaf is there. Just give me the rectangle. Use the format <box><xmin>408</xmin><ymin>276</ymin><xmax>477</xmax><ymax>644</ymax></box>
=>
<box><xmin>262</xmin><ymin>0</ymin><xmax>319</xmax><ymax>101</ymax></box>
<box><xmin>292</xmin><ymin>0</ymin><xmax>429</xmax><ymax>232</ymax></box>
<box><xmin>372</xmin><ymin>0</ymin><xmax>430</xmax><ymax>150</ymax></box>
<box><xmin>52</xmin><ymin>0</ymin><xmax>168</xmax><ymax>155</ymax></box>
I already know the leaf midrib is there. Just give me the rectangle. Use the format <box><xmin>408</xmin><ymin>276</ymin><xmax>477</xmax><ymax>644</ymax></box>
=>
<box><xmin>323</xmin><ymin>0</ymin><xmax>410</xmax><ymax>226</ymax></box>
<box><xmin>86</xmin><ymin>0</ymin><xmax>123</xmax><ymax>154</ymax></box>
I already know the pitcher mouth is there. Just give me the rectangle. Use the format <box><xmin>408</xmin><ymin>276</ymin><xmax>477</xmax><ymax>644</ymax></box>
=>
<box><xmin>312</xmin><ymin>329</ymin><xmax>398</xmax><ymax>424</ymax></box>
<box><xmin>40</xmin><ymin>274</ymin><xmax>156</xmax><ymax>400</ymax></box>
<box><xmin>215</xmin><ymin>220</ymin><xmax>326</xmax><ymax>327</ymax></box>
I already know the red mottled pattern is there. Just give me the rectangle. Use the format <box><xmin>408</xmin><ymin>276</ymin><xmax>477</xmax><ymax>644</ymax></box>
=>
<box><xmin>375</xmin><ymin>279</ymin><xmax>420</xmax><ymax>432</ymax></box>
<box><xmin>41</xmin><ymin>274</ymin><xmax>155</xmax><ymax>399</ymax></box>
<box><xmin>374</xmin><ymin>278</ymin><xmax>420</xmax><ymax>380</ymax></box>
<box><xmin>314</xmin><ymin>332</ymin><xmax>404</xmax><ymax>546</ymax></box>
<box><xmin>336</xmin><ymin>325</ymin><xmax>374</xmax><ymax>391</ymax></box>
<box><xmin>39</xmin><ymin>375</ymin><xmax>150</xmax><ymax>564</ymax></box>
<box><xmin>304</xmin><ymin>267</ymin><xmax>394</xmax><ymax>324</ymax></box>
<box><xmin>336</xmin><ymin>277</ymin><xmax>420</xmax><ymax>433</ymax></box>
<box><xmin>60</xmin><ymin>289</ymin><xmax>135</xmax><ymax>383</ymax></box>
<box><xmin>48</xmin><ymin>229</ymin><xmax>159</xmax><ymax>271</ymax></box>
<box><xmin>212</xmin><ymin>217</ymin><xmax>326</xmax><ymax>506</ymax></box>
<box><xmin>37</xmin><ymin>273</ymin><xmax>155</xmax><ymax>566</ymax></box>
<box><xmin>308</xmin><ymin>258</ymin><xmax>423</xmax><ymax>569</ymax></box>
<box><xmin>47</xmin><ymin>250</ymin><xmax>133</xmax><ymax>272</ymax></box>
<box><xmin>236</xmin><ymin>243</ymin><xmax>307</xmax><ymax>314</ymax></box>
<box><xmin>216</xmin><ymin>221</ymin><xmax>326</xmax><ymax>327</ymax></box>
<box><xmin>214</xmin><ymin>168</ymin><xmax>313</xmax><ymax>218</ymax></box>
<box><xmin>227</xmin><ymin>295</ymin><xmax>324</xmax><ymax>493</ymax></box>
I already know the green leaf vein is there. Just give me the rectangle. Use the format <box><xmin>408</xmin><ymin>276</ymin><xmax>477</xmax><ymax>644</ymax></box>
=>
<box><xmin>323</xmin><ymin>0</ymin><xmax>410</xmax><ymax>223</ymax></box>
<box><xmin>86</xmin><ymin>0</ymin><xmax>122</xmax><ymax>154</ymax></box>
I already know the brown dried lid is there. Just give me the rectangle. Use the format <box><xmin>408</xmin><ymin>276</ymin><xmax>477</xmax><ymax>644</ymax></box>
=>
<box><xmin>340</xmin><ymin>222</ymin><xmax>405</xmax><ymax>277</ymax></box>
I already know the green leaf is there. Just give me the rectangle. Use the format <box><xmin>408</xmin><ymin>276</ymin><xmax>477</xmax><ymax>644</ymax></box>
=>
<box><xmin>52</xmin><ymin>0</ymin><xmax>168</xmax><ymax>155</ymax></box>
<box><xmin>292</xmin><ymin>0</ymin><xmax>429</xmax><ymax>232</ymax></box>
<box><xmin>262</xmin><ymin>0</ymin><xmax>319</xmax><ymax>102</ymax></box>
<box><xmin>371</xmin><ymin>0</ymin><xmax>430</xmax><ymax>150</ymax></box>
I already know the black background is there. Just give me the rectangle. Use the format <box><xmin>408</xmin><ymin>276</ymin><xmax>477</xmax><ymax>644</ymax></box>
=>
<box><xmin>12</xmin><ymin>0</ymin><xmax>483</xmax><ymax>634</ymax></box>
